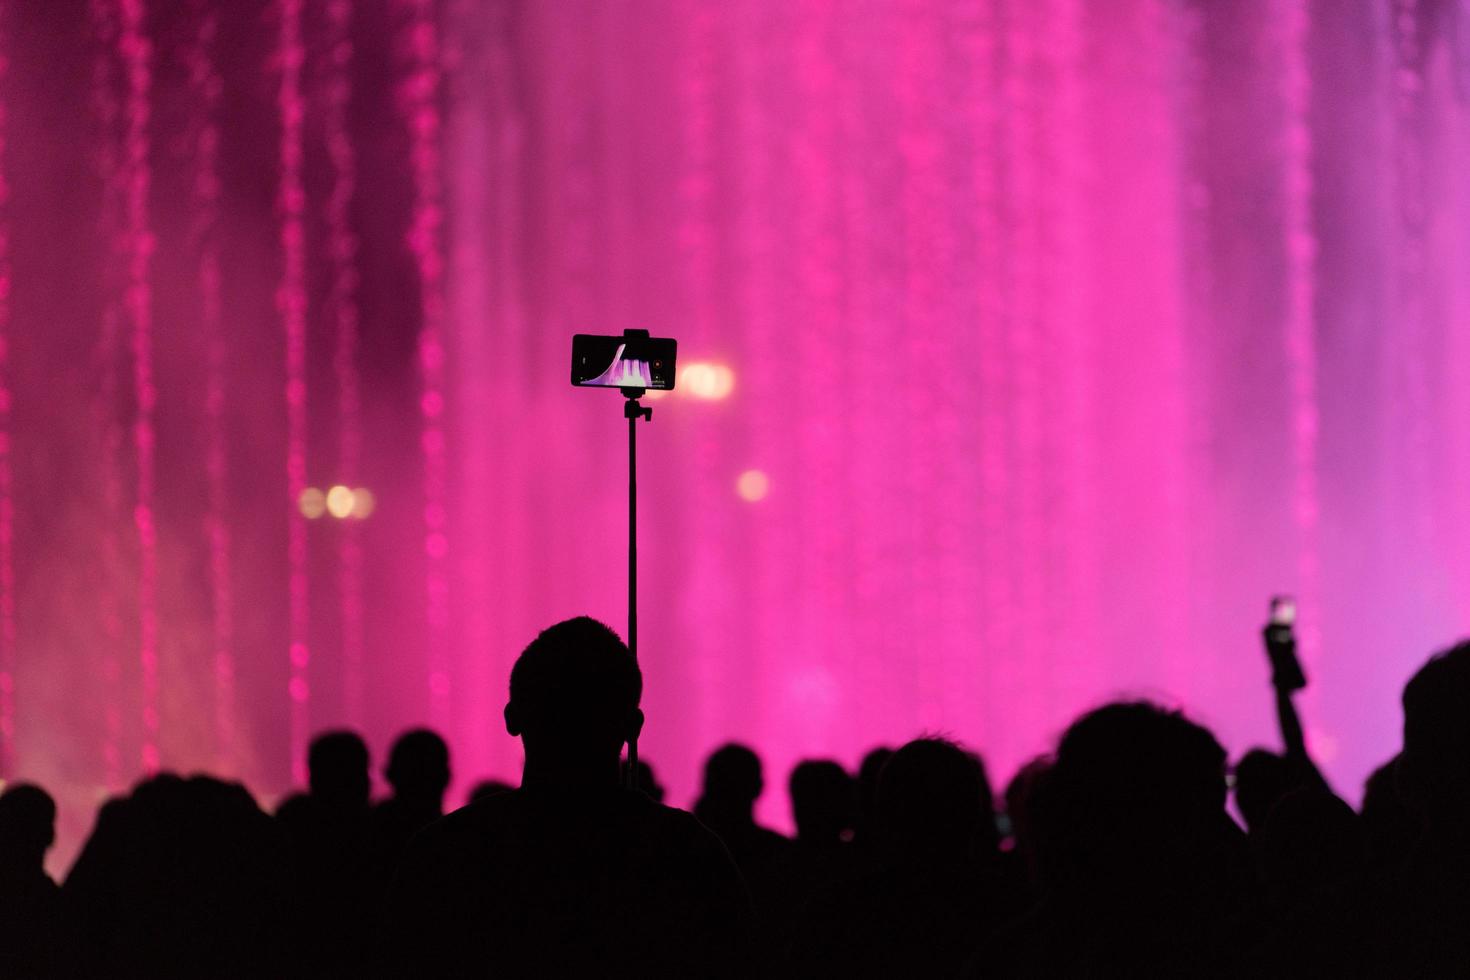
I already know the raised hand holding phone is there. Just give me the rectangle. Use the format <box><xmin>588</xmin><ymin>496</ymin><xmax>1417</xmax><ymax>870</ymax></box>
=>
<box><xmin>1264</xmin><ymin>595</ymin><xmax>1308</xmax><ymax>693</ymax></box>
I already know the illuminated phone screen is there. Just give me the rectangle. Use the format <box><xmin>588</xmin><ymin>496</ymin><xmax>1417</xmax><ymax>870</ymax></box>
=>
<box><xmin>1269</xmin><ymin>596</ymin><xmax>1296</xmax><ymax>627</ymax></box>
<box><xmin>571</xmin><ymin>334</ymin><xmax>677</xmax><ymax>391</ymax></box>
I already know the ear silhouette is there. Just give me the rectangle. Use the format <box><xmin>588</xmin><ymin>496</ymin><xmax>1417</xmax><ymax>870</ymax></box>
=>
<box><xmin>626</xmin><ymin>708</ymin><xmax>645</xmax><ymax>745</ymax></box>
<box><xmin>504</xmin><ymin>702</ymin><xmax>522</xmax><ymax>738</ymax></box>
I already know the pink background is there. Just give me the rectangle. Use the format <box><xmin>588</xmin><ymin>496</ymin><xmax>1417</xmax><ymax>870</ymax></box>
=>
<box><xmin>2</xmin><ymin>0</ymin><xmax>1469</xmax><ymax>868</ymax></box>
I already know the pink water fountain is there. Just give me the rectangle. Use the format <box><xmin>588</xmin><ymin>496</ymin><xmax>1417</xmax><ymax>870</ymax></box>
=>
<box><xmin>0</xmin><ymin>0</ymin><xmax>1467</xmax><ymax>864</ymax></box>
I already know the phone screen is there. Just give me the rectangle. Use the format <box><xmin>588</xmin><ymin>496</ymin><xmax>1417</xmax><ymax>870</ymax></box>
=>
<box><xmin>571</xmin><ymin>334</ymin><xmax>677</xmax><ymax>391</ymax></box>
<box><xmin>1269</xmin><ymin>595</ymin><xmax>1296</xmax><ymax>627</ymax></box>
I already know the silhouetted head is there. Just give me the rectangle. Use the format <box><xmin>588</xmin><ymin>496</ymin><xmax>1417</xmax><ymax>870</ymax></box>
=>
<box><xmin>307</xmin><ymin>730</ymin><xmax>371</xmax><ymax>807</ymax></box>
<box><xmin>68</xmin><ymin>774</ymin><xmax>287</xmax><ymax>975</ymax></box>
<box><xmin>701</xmin><ymin>743</ymin><xmax>763</xmax><ymax>810</ymax></box>
<box><xmin>789</xmin><ymin>759</ymin><xmax>856</xmax><ymax>845</ymax></box>
<box><xmin>1400</xmin><ymin>639</ymin><xmax>1470</xmax><ymax>823</ymax></box>
<box><xmin>1004</xmin><ymin>755</ymin><xmax>1055</xmax><ymax>890</ymax></box>
<box><xmin>1004</xmin><ymin>755</ymin><xmax>1053</xmax><ymax>842</ymax></box>
<box><xmin>877</xmin><ymin>737</ymin><xmax>995</xmax><ymax>863</ymax></box>
<box><xmin>0</xmin><ymin>783</ymin><xmax>56</xmax><ymax>870</ymax></box>
<box><xmin>1233</xmin><ymin>747</ymin><xmax>1291</xmax><ymax>834</ymax></box>
<box><xmin>505</xmin><ymin>617</ymin><xmax>643</xmax><ymax>782</ymax></box>
<box><xmin>385</xmin><ymin>729</ymin><xmax>451</xmax><ymax>804</ymax></box>
<box><xmin>1045</xmin><ymin>701</ymin><xmax>1227</xmax><ymax>885</ymax></box>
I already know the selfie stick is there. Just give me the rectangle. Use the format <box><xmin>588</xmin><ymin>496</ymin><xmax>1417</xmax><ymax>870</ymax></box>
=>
<box><xmin>621</xmin><ymin>331</ymin><xmax>653</xmax><ymax>792</ymax></box>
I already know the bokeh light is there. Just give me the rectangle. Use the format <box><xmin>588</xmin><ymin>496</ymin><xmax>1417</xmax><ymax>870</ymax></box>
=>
<box><xmin>298</xmin><ymin>487</ymin><xmax>325</xmax><ymax>519</ymax></box>
<box><xmin>679</xmin><ymin>362</ymin><xmax>735</xmax><ymax>400</ymax></box>
<box><xmin>350</xmin><ymin>488</ymin><xmax>375</xmax><ymax>519</ymax></box>
<box><xmin>325</xmin><ymin>485</ymin><xmax>355</xmax><ymax>519</ymax></box>
<box><xmin>736</xmin><ymin>469</ymin><xmax>770</xmax><ymax>502</ymax></box>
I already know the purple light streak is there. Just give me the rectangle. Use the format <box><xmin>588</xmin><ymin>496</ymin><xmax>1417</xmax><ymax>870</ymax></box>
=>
<box><xmin>89</xmin><ymin>0</ymin><xmax>126</xmax><ymax>791</ymax></box>
<box><xmin>187</xmin><ymin>0</ymin><xmax>235</xmax><ymax>771</ymax></box>
<box><xmin>118</xmin><ymin>0</ymin><xmax>159</xmax><ymax>775</ymax></box>
<box><xmin>1390</xmin><ymin>0</ymin><xmax>1433</xmax><ymax>573</ymax></box>
<box><xmin>964</xmin><ymin>0</ymin><xmax>1010</xmax><ymax>763</ymax></box>
<box><xmin>1280</xmin><ymin>0</ymin><xmax>1321</xmax><ymax>689</ymax></box>
<box><xmin>323</xmin><ymin>0</ymin><xmax>364</xmax><ymax>727</ymax></box>
<box><xmin>675</xmin><ymin>1</ymin><xmax>723</xmax><ymax>749</ymax></box>
<box><xmin>0</xmin><ymin>15</ymin><xmax>12</xmax><ymax>779</ymax></box>
<box><xmin>400</xmin><ymin>0</ymin><xmax>451</xmax><ymax>728</ymax></box>
<box><xmin>276</xmin><ymin>0</ymin><xmax>310</xmax><ymax>785</ymax></box>
<box><xmin>1003</xmin><ymin>0</ymin><xmax>1049</xmax><ymax>732</ymax></box>
<box><xmin>399</xmin><ymin>0</ymin><xmax>449</xmax><ymax>728</ymax></box>
<box><xmin>791</xmin><ymin>0</ymin><xmax>843</xmax><ymax>751</ymax></box>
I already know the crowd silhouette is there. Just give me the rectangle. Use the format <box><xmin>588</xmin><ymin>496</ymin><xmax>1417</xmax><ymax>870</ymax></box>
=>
<box><xmin>2</xmin><ymin>613</ymin><xmax>1469</xmax><ymax>977</ymax></box>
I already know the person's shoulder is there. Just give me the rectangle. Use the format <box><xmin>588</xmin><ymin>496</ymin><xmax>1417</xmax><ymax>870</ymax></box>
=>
<box><xmin>392</xmin><ymin>792</ymin><xmax>528</xmax><ymax>897</ymax></box>
<box><xmin>635</xmin><ymin>796</ymin><xmax>745</xmax><ymax>865</ymax></box>
<box><xmin>274</xmin><ymin>792</ymin><xmax>312</xmax><ymax>823</ymax></box>
<box><xmin>414</xmin><ymin>788</ymin><xmax>524</xmax><ymax>845</ymax></box>
<box><xmin>638</xmin><ymin>794</ymin><xmax>716</xmax><ymax>836</ymax></box>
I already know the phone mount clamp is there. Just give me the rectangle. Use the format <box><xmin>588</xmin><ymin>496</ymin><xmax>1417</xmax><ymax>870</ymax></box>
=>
<box><xmin>619</xmin><ymin>330</ymin><xmax>653</xmax><ymax>792</ymax></box>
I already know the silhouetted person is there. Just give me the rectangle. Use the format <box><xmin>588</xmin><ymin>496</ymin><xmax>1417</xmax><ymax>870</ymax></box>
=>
<box><xmin>382</xmin><ymin>616</ymin><xmax>754</xmax><ymax>977</ymax></box>
<box><xmin>791</xmin><ymin>738</ymin><xmax>1007</xmax><ymax>978</ymax></box>
<box><xmin>1001</xmin><ymin>755</ymin><xmax>1054</xmax><ymax>908</ymax></box>
<box><xmin>1378</xmin><ymin>639</ymin><xmax>1470</xmax><ymax>975</ymax></box>
<box><xmin>694</xmin><ymin>743</ymin><xmax>790</xmax><ymax>873</ymax></box>
<box><xmin>0</xmin><ymin>783</ymin><xmax>61</xmax><ymax>979</ymax></box>
<box><xmin>276</xmin><ymin>730</ymin><xmax>376</xmax><ymax>979</ymax></box>
<box><xmin>1234</xmin><ymin>747</ymin><xmax>1293</xmax><ymax>834</ymax></box>
<box><xmin>1235</xmin><ymin>612</ymin><xmax>1329</xmax><ymax>840</ymax></box>
<box><xmin>1254</xmin><ymin>786</ymin><xmax>1370</xmax><ymax>977</ymax></box>
<box><xmin>284</xmin><ymin>729</ymin><xmax>373</xmax><ymax>813</ymax></box>
<box><xmin>371</xmin><ymin>727</ymin><xmax>451</xmax><ymax>876</ymax></box>
<box><xmin>1360</xmin><ymin>753</ymin><xmax>1419</xmax><ymax>875</ymax></box>
<box><xmin>790</xmin><ymin>759</ymin><xmax>856</xmax><ymax>851</ymax></box>
<box><xmin>60</xmin><ymin>773</ymin><xmax>290</xmax><ymax>979</ymax></box>
<box><xmin>765</xmin><ymin>759</ymin><xmax>857</xmax><ymax>961</ymax></box>
<box><xmin>693</xmin><ymin>743</ymin><xmax>791</xmax><ymax>966</ymax></box>
<box><xmin>977</xmin><ymin>701</ymin><xmax>1262</xmax><ymax>978</ymax></box>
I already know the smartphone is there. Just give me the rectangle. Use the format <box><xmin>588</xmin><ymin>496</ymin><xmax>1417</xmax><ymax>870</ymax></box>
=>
<box><xmin>571</xmin><ymin>333</ymin><xmax>677</xmax><ymax>391</ymax></box>
<box><xmin>1264</xmin><ymin>594</ymin><xmax>1307</xmax><ymax>692</ymax></box>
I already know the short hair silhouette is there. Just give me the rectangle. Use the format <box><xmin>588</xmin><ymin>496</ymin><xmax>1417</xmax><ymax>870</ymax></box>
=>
<box><xmin>505</xmin><ymin>615</ymin><xmax>642</xmax><ymax>755</ymax></box>
<box><xmin>1400</xmin><ymin>639</ymin><xmax>1470</xmax><ymax>813</ymax></box>
<box><xmin>385</xmin><ymin>728</ymin><xmax>451</xmax><ymax>800</ymax></box>
<box><xmin>877</xmin><ymin>737</ymin><xmax>992</xmax><ymax>860</ymax></box>
<box><xmin>0</xmin><ymin>783</ymin><xmax>60</xmax><ymax>980</ymax></box>
<box><xmin>1056</xmin><ymin>700</ymin><xmax>1227</xmax><ymax>823</ymax></box>
<box><xmin>1234</xmin><ymin>747</ymin><xmax>1291</xmax><ymax>833</ymax></box>
<box><xmin>381</xmin><ymin>617</ymin><xmax>752</xmax><ymax>976</ymax></box>
<box><xmin>307</xmin><ymin>729</ymin><xmax>370</xmax><ymax>805</ymax></box>
<box><xmin>61</xmin><ymin>774</ymin><xmax>289</xmax><ymax>977</ymax></box>
<box><xmin>701</xmin><ymin>742</ymin><xmax>763</xmax><ymax>806</ymax></box>
<box><xmin>0</xmin><ymin>782</ymin><xmax>55</xmax><ymax>867</ymax></box>
<box><xmin>1043</xmin><ymin>700</ymin><xmax>1228</xmax><ymax>888</ymax></box>
<box><xmin>789</xmin><ymin>759</ymin><xmax>855</xmax><ymax>843</ymax></box>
